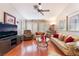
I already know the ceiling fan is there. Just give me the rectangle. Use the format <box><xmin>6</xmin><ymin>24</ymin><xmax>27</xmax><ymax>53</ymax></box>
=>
<box><xmin>33</xmin><ymin>3</ymin><xmax>50</xmax><ymax>15</ymax></box>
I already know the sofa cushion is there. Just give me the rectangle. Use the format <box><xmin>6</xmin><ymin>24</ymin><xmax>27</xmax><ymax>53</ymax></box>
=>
<box><xmin>51</xmin><ymin>37</ymin><xmax>68</xmax><ymax>50</ymax></box>
<box><xmin>59</xmin><ymin>34</ymin><xmax>65</xmax><ymax>41</ymax></box>
<box><xmin>71</xmin><ymin>35</ymin><xmax>79</xmax><ymax>41</ymax></box>
<box><xmin>64</xmin><ymin>35</ymin><xmax>74</xmax><ymax>43</ymax></box>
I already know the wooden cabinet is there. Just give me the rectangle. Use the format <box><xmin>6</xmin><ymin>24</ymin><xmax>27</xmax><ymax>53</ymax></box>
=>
<box><xmin>0</xmin><ymin>23</ymin><xmax>18</xmax><ymax>55</ymax></box>
<box><xmin>0</xmin><ymin>35</ymin><xmax>22</xmax><ymax>55</ymax></box>
<box><xmin>0</xmin><ymin>39</ymin><xmax>11</xmax><ymax>55</ymax></box>
<box><xmin>17</xmin><ymin>35</ymin><xmax>22</xmax><ymax>45</ymax></box>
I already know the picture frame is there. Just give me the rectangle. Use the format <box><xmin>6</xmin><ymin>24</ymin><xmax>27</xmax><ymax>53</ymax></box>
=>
<box><xmin>58</xmin><ymin>19</ymin><xmax>66</xmax><ymax>31</ymax></box>
<box><xmin>4</xmin><ymin>12</ymin><xmax>16</xmax><ymax>24</ymax></box>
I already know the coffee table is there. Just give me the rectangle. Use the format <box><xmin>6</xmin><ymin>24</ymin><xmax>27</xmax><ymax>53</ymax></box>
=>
<box><xmin>36</xmin><ymin>36</ymin><xmax>49</xmax><ymax>48</ymax></box>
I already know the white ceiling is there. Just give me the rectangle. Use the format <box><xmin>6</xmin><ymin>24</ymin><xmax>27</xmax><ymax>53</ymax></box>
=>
<box><xmin>11</xmin><ymin>3</ymin><xmax>69</xmax><ymax>20</ymax></box>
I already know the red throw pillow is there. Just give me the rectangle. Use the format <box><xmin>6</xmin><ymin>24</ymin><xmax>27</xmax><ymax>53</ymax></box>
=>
<box><xmin>53</xmin><ymin>33</ymin><xmax>59</xmax><ymax>38</ymax></box>
<box><xmin>64</xmin><ymin>35</ymin><xmax>74</xmax><ymax>43</ymax></box>
<box><xmin>36</xmin><ymin>32</ymin><xmax>38</xmax><ymax>35</ymax></box>
<box><xmin>36</xmin><ymin>32</ymin><xmax>41</xmax><ymax>35</ymax></box>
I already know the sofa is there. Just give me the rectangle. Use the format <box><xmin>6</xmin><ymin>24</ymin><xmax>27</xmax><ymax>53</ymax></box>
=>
<box><xmin>50</xmin><ymin>33</ymin><xmax>79</xmax><ymax>56</ymax></box>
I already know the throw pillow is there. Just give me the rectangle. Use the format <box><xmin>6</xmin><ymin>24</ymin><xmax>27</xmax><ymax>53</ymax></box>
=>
<box><xmin>53</xmin><ymin>33</ymin><xmax>59</xmax><ymax>38</ymax></box>
<box><xmin>59</xmin><ymin>34</ymin><xmax>65</xmax><ymax>41</ymax></box>
<box><xmin>64</xmin><ymin>35</ymin><xmax>74</xmax><ymax>43</ymax></box>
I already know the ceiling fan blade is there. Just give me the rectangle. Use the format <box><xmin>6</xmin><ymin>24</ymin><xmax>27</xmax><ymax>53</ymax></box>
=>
<box><xmin>33</xmin><ymin>3</ymin><xmax>49</xmax><ymax>15</ymax></box>
<box><xmin>38</xmin><ymin>3</ymin><xmax>41</xmax><ymax>5</ymax></box>
<box><xmin>37</xmin><ymin>9</ymin><xmax>44</xmax><ymax>15</ymax></box>
<box><xmin>40</xmin><ymin>9</ymin><xmax>50</xmax><ymax>12</ymax></box>
<box><xmin>33</xmin><ymin>5</ymin><xmax>38</xmax><ymax>9</ymax></box>
<box><xmin>40</xmin><ymin>11</ymin><xmax>44</xmax><ymax>15</ymax></box>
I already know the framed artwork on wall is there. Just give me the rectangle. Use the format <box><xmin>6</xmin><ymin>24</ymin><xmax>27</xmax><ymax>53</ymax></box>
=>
<box><xmin>4</xmin><ymin>12</ymin><xmax>16</xmax><ymax>25</ymax></box>
<box><xmin>58</xmin><ymin>19</ymin><xmax>66</xmax><ymax>31</ymax></box>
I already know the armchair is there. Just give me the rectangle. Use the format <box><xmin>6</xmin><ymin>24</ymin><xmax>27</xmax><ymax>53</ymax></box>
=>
<box><xmin>23</xmin><ymin>30</ymin><xmax>34</xmax><ymax>41</ymax></box>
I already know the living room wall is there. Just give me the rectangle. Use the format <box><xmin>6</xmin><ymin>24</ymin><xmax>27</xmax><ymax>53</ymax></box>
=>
<box><xmin>57</xmin><ymin>3</ymin><xmax>79</xmax><ymax>36</ymax></box>
<box><xmin>0</xmin><ymin>3</ymin><xmax>24</xmax><ymax>35</ymax></box>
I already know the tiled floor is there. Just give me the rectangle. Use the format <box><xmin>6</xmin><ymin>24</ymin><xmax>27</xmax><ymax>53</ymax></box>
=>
<box><xmin>4</xmin><ymin>39</ymin><xmax>65</xmax><ymax>56</ymax></box>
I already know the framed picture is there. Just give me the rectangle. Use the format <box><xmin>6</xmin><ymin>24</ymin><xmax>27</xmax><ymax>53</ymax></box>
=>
<box><xmin>68</xmin><ymin>14</ymin><xmax>79</xmax><ymax>31</ymax></box>
<box><xmin>58</xmin><ymin>19</ymin><xmax>66</xmax><ymax>31</ymax></box>
<box><xmin>4</xmin><ymin>12</ymin><xmax>16</xmax><ymax>24</ymax></box>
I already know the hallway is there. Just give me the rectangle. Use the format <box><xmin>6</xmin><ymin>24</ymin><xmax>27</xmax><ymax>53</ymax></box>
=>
<box><xmin>4</xmin><ymin>40</ymin><xmax>64</xmax><ymax>56</ymax></box>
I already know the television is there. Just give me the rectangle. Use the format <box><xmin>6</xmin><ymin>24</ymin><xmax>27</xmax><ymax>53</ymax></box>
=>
<box><xmin>0</xmin><ymin>23</ymin><xmax>17</xmax><ymax>39</ymax></box>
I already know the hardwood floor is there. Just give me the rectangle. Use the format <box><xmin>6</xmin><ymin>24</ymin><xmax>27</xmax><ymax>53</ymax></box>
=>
<box><xmin>4</xmin><ymin>39</ymin><xmax>65</xmax><ymax>56</ymax></box>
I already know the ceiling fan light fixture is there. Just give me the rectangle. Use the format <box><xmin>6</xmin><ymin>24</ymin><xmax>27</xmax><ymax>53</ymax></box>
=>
<box><xmin>38</xmin><ymin>5</ymin><xmax>42</xmax><ymax>10</ymax></box>
<box><xmin>38</xmin><ymin>3</ymin><xmax>42</xmax><ymax>10</ymax></box>
<box><xmin>33</xmin><ymin>3</ymin><xmax>50</xmax><ymax>15</ymax></box>
<box><xmin>38</xmin><ymin>3</ymin><xmax>41</xmax><ymax>5</ymax></box>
